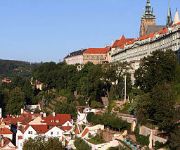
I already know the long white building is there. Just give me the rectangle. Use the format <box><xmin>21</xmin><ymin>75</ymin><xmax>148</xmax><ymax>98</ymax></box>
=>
<box><xmin>111</xmin><ymin>1</ymin><xmax>180</xmax><ymax>67</ymax></box>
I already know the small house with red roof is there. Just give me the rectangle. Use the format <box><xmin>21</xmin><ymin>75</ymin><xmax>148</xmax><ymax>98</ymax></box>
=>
<box><xmin>0</xmin><ymin>136</ymin><xmax>16</xmax><ymax>150</ymax></box>
<box><xmin>42</xmin><ymin>113</ymin><xmax>73</xmax><ymax>127</ymax></box>
<box><xmin>0</xmin><ymin>128</ymin><xmax>13</xmax><ymax>140</ymax></box>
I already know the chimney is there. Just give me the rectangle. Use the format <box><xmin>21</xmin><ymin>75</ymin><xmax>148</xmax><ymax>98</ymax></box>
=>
<box><xmin>0</xmin><ymin>108</ymin><xmax>2</xmax><ymax>118</ymax></box>
<box><xmin>40</xmin><ymin>112</ymin><xmax>43</xmax><ymax>117</ymax></box>
<box><xmin>52</xmin><ymin>112</ymin><xmax>56</xmax><ymax>117</ymax></box>
<box><xmin>43</xmin><ymin>113</ymin><xmax>46</xmax><ymax>117</ymax></box>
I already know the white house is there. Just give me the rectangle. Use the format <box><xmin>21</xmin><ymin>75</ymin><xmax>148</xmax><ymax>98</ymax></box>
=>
<box><xmin>45</xmin><ymin>126</ymin><xmax>64</xmax><ymax>140</ymax></box>
<box><xmin>0</xmin><ymin>128</ymin><xmax>13</xmax><ymax>140</ymax></box>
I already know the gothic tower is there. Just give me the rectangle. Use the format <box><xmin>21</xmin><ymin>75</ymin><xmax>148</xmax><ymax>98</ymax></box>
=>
<box><xmin>166</xmin><ymin>1</ymin><xmax>173</xmax><ymax>27</ymax></box>
<box><xmin>140</xmin><ymin>0</ymin><xmax>156</xmax><ymax>36</ymax></box>
<box><xmin>173</xmin><ymin>9</ymin><xmax>180</xmax><ymax>25</ymax></box>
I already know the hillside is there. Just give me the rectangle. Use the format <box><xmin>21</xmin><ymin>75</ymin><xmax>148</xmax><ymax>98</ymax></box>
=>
<box><xmin>0</xmin><ymin>59</ymin><xmax>39</xmax><ymax>78</ymax></box>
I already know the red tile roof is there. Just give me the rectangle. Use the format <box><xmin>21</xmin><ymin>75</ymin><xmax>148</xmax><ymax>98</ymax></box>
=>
<box><xmin>31</xmin><ymin>125</ymin><xmax>49</xmax><ymax>134</ymax></box>
<box><xmin>61</xmin><ymin>126</ymin><xmax>72</xmax><ymax>131</ymax></box>
<box><xmin>42</xmin><ymin>114</ymin><xmax>72</xmax><ymax>126</ymax></box>
<box><xmin>3</xmin><ymin>112</ymin><xmax>40</xmax><ymax>125</ymax></box>
<box><xmin>139</xmin><ymin>33</ymin><xmax>154</xmax><ymax>41</ymax></box>
<box><xmin>74</xmin><ymin>126</ymin><xmax>80</xmax><ymax>135</ymax></box>
<box><xmin>158</xmin><ymin>27</ymin><xmax>168</xmax><ymax>35</ymax></box>
<box><xmin>0</xmin><ymin>137</ymin><xmax>16</xmax><ymax>149</ymax></box>
<box><xmin>112</xmin><ymin>36</ymin><xmax>134</xmax><ymax>48</ymax></box>
<box><xmin>82</xmin><ymin>128</ymin><xmax>89</xmax><ymax>137</ymax></box>
<box><xmin>84</xmin><ymin>47</ymin><xmax>110</xmax><ymax>54</ymax></box>
<box><xmin>0</xmin><ymin>128</ymin><xmax>12</xmax><ymax>134</ymax></box>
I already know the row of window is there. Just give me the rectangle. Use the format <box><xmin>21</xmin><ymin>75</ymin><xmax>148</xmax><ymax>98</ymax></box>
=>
<box><xmin>28</xmin><ymin>131</ymin><xmax>60</xmax><ymax>135</ymax></box>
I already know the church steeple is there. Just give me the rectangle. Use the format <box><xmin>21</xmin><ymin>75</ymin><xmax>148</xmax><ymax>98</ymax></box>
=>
<box><xmin>142</xmin><ymin>0</ymin><xmax>156</xmax><ymax>19</ymax></box>
<box><xmin>140</xmin><ymin>0</ymin><xmax>156</xmax><ymax>36</ymax></box>
<box><xmin>166</xmin><ymin>0</ymin><xmax>173</xmax><ymax>26</ymax></box>
<box><xmin>173</xmin><ymin>9</ymin><xmax>180</xmax><ymax>25</ymax></box>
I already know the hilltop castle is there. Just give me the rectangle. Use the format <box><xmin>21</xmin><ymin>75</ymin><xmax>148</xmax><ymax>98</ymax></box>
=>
<box><xmin>64</xmin><ymin>0</ymin><xmax>180</xmax><ymax>69</ymax></box>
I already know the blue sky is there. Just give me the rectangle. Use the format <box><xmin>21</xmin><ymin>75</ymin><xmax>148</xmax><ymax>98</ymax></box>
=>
<box><xmin>0</xmin><ymin>0</ymin><xmax>179</xmax><ymax>62</ymax></box>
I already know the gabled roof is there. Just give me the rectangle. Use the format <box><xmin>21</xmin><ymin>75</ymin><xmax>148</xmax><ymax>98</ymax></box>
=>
<box><xmin>3</xmin><ymin>112</ymin><xmax>39</xmax><ymax>125</ymax></box>
<box><xmin>42</xmin><ymin>114</ymin><xmax>72</xmax><ymax>126</ymax></box>
<box><xmin>61</xmin><ymin>126</ymin><xmax>72</xmax><ymax>132</ymax></box>
<box><xmin>112</xmin><ymin>36</ymin><xmax>134</xmax><ymax>48</ymax></box>
<box><xmin>84</xmin><ymin>47</ymin><xmax>110</xmax><ymax>54</ymax></box>
<box><xmin>31</xmin><ymin>125</ymin><xmax>49</xmax><ymax>134</ymax></box>
<box><xmin>0</xmin><ymin>137</ymin><xmax>16</xmax><ymax>148</ymax></box>
<box><xmin>24</xmin><ymin>125</ymin><xmax>49</xmax><ymax>134</ymax></box>
<box><xmin>0</xmin><ymin>128</ymin><xmax>12</xmax><ymax>134</ymax></box>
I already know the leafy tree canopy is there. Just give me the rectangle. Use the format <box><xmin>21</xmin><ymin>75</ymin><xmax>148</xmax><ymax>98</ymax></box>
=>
<box><xmin>135</xmin><ymin>50</ymin><xmax>177</xmax><ymax>92</ymax></box>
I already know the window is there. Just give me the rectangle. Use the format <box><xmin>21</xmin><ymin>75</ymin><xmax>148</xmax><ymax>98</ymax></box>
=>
<box><xmin>51</xmin><ymin>132</ymin><xmax>53</xmax><ymax>135</ymax></box>
<box><xmin>57</xmin><ymin>132</ymin><xmax>59</xmax><ymax>135</ymax></box>
<box><xmin>28</xmin><ymin>131</ymin><xmax>33</xmax><ymax>134</ymax></box>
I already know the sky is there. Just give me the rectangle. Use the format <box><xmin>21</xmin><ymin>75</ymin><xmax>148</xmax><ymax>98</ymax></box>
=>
<box><xmin>0</xmin><ymin>0</ymin><xmax>179</xmax><ymax>62</ymax></box>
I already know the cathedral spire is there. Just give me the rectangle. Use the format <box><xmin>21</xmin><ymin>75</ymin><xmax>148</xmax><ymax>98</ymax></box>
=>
<box><xmin>142</xmin><ymin>0</ymin><xmax>155</xmax><ymax>19</ymax></box>
<box><xmin>166</xmin><ymin>0</ymin><xmax>173</xmax><ymax>26</ymax></box>
<box><xmin>173</xmin><ymin>9</ymin><xmax>180</xmax><ymax>25</ymax></box>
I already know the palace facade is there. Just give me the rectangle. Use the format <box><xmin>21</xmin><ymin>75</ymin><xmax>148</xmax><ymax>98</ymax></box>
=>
<box><xmin>111</xmin><ymin>0</ymin><xmax>180</xmax><ymax>66</ymax></box>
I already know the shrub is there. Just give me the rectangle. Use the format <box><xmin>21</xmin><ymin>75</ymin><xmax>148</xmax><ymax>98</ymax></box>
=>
<box><xmin>90</xmin><ymin>100</ymin><xmax>103</xmax><ymax>108</ymax></box>
<box><xmin>154</xmin><ymin>141</ymin><xmax>164</xmax><ymax>150</ymax></box>
<box><xmin>74</xmin><ymin>138</ymin><xmax>91</xmax><ymax>150</ymax></box>
<box><xmin>87</xmin><ymin>112</ymin><xmax>130</xmax><ymax>131</ymax></box>
<box><xmin>135</xmin><ymin>127</ymin><xmax>149</xmax><ymax>146</ymax></box>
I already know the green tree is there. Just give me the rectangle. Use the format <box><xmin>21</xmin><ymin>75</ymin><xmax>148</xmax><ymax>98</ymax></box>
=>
<box><xmin>135</xmin><ymin>50</ymin><xmax>177</xmax><ymax>92</ymax></box>
<box><xmin>168</xmin><ymin>126</ymin><xmax>180</xmax><ymax>150</ymax></box>
<box><xmin>135</xmin><ymin>83</ymin><xmax>176</xmax><ymax>132</ymax></box>
<box><xmin>6</xmin><ymin>87</ymin><xmax>25</xmax><ymax>115</ymax></box>
<box><xmin>23</xmin><ymin>137</ymin><xmax>64</xmax><ymax>150</ymax></box>
<box><xmin>136</xmin><ymin>93</ymin><xmax>152</xmax><ymax>125</ymax></box>
<box><xmin>74</xmin><ymin>138</ymin><xmax>91</xmax><ymax>150</ymax></box>
<box><xmin>150</xmin><ymin>83</ymin><xmax>175</xmax><ymax>131</ymax></box>
<box><xmin>55</xmin><ymin>101</ymin><xmax>77</xmax><ymax>119</ymax></box>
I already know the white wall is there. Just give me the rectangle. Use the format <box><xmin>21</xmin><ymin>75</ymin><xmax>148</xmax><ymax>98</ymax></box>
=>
<box><xmin>45</xmin><ymin>127</ymin><xmax>64</xmax><ymax>139</ymax></box>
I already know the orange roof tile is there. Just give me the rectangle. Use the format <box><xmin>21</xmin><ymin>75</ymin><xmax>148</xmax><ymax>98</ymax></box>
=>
<box><xmin>84</xmin><ymin>47</ymin><xmax>110</xmax><ymax>54</ymax></box>
<box><xmin>42</xmin><ymin>114</ymin><xmax>72</xmax><ymax>126</ymax></box>
<box><xmin>31</xmin><ymin>125</ymin><xmax>49</xmax><ymax>134</ymax></box>
<box><xmin>112</xmin><ymin>36</ymin><xmax>134</xmax><ymax>48</ymax></box>
<box><xmin>82</xmin><ymin>128</ymin><xmax>89</xmax><ymax>137</ymax></box>
<box><xmin>158</xmin><ymin>27</ymin><xmax>168</xmax><ymax>35</ymax></box>
<box><xmin>139</xmin><ymin>33</ymin><xmax>154</xmax><ymax>40</ymax></box>
<box><xmin>61</xmin><ymin>126</ymin><xmax>72</xmax><ymax>131</ymax></box>
<box><xmin>0</xmin><ymin>128</ymin><xmax>12</xmax><ymax>134</ymax></box>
